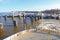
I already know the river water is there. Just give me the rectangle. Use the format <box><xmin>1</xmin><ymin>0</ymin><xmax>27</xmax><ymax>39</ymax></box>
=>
<box><xmin>0</xmin><ymin>13</ymin><xmax>60</xmax><ymax>40</ymax></box>
<box><xmin>0</xmin><ymin>15</ymin><xmax>38</xmax><ymax>40</ymax></box>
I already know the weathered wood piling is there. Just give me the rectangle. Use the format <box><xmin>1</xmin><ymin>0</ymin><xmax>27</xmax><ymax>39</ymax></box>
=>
<box><xmin>13</xmin><ymin>20</ymin><xmax>18</xmax><ymax>27</ymax></box>
<box><xmin>4</xmin><ymin>15</ymin><xmax>8</xmax><ymax>21</ymax></box>
<box><xmin>18</xmin><ymin>15</ymin><xmax>22</xmax><ymax>20</ymax></box>
<box><xmin>12</xmin><ymin>15</ymin><xmax>14</xmax><ymax>20</ymax></box>
<box><xmin>30</xmin><ymin>15</ymin><xmax>34</xmax><ymax>28</ymax></box>
<box><xmin>0</xmin><ymin>23</ymin><xmax>4</xmax><ymax>32</ymax></box>
<box><xmin>0</xmin><ymin>23</ymin><xmax>4</xmax><ymax>30</ymax></box>
<box><xmin>23</xmin><ymin>15</ymin><xmax>28</xmax><ymax>30</ymax></box>
<box><xmin>0</xmin><ymin>16</ymin><xmax>2</xmax><ymax>18</ymax></box>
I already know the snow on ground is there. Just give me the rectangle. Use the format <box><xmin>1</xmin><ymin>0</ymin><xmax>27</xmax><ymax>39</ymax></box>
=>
<box><xmin>37</xmin><ymin>19</ymin><xmax>60</xmax><ymax>32</ymax></box>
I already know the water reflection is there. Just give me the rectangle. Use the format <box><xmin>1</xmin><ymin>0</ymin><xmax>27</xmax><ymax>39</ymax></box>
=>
<box><xmin>14</xmin><ymin>26</ymin><xmax>18</xmax><ymax>33</ymax></box>
<box><xmin>0</xmin><ymin>29</ymin><xmax>4</xmax><ymax>37</ymax></box>
<box><xmin>0</xmin><ymin>29</ymin><xmax>4</xmax><ymax>40</ymax></box>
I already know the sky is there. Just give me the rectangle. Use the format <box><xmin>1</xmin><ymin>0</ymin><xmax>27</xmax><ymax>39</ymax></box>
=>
<box><xmin>0</xmin><ymin>0</ymin><xmax>60</xmax><ymax>12</ymax></box>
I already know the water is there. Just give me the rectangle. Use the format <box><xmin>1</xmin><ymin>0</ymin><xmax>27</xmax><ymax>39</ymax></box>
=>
<box><xmin>0</xmin><ymin>13</ymin><xmax>60</xmax><ymax>40</ymax></box>
<box><xmin>0</xmin><ymin>15</ymin><xmax>36</xmax><ymax>40</ymax></box>
<box><xmin>0</xmin><ymin>13</ymin><xmax>42</xmax><ymax>40</ymax></box>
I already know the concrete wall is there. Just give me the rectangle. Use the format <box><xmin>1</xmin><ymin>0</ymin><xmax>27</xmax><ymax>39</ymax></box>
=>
<box><xmin>3</xmin><ymin>29</ymin><xmax>35</xmax><ymax>40</ymax></box>
<box><xmin>3</xmin><ymin>30</ymin><xmax>27</xmax><ymax>40</ymax></box>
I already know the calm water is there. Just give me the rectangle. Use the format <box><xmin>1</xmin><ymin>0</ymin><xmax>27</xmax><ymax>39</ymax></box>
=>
<box><xmin>0</xmin><ymin>16</ymin><xmax>37</xmax><ymax>40</ymax></box>
<box><xmin>0</xmin><ymin>13</ymin><xmax>59</xmax><ymax>40</ymax></box>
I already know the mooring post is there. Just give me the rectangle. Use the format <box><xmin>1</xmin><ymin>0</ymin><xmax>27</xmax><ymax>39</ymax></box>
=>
<box><xmin>13</xmin><ymin>20</ymin><xmax>18</xmax><ymax>27</ymax></box>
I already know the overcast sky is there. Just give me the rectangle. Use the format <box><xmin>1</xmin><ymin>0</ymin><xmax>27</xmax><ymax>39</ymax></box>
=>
<box><xmin>0</xmin><ymin>0</ymin><xmax>60</xmax><ymax>12</ymax></box>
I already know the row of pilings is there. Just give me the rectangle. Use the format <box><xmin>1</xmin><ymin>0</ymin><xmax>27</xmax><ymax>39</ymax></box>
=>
<box><xmin>0</xmin><ymin>14</ymin><xmax>40</xmax><ymax>33</ymax></box>
<box><xmin>0</xmin><ymin>14</ymin><xmax>60</xmax><ymax>31</ymax></box>
<box><xmin>0</xmin><ymin>14</ymin><xmax>60</xmax><ymax>38</ymax></box>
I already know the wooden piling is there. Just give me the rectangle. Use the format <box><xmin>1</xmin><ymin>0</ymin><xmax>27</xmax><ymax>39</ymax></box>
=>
<box><xmin>35</xmin><ymin>16</ymin><xmax>38</xmax><ymax>22</ymax></box>
<box><xmin>30</xmin><ymin>15</ymin><xmax>34</xmax><ymax>28</ymax></box>
<box><xmin>0</xmin><ymin>23</ymin><xmax>4</xmax><ymax>32</ymax></box>
<box><xmin>12</xmin><ymin>15</ymin><xmax>14</xmax><ymax>20</ymax></box>
<box><xmin>18</xmin><ymin>15</ymin><xmax>20</xmax><ymax>19</ymax></box>
<box><xmin>5</xmin><ymin>15</ymin><xmax>7</xmax><ymax>21</ymax></box>
<box><xmin>18</xmin><ymin>15</ymin><xmax>22</xmax><ymax>20</ymax></box>
<box><xmin>23</xmin><ymin>16</ymin><xmax>27</xmax><ymax>30</ymax></box>
<box><xmin>0</xmin><ymin>16</ymin><xmax>2</xmax><ymax>18</ymax></box>
<box><xmin>38</xmin><ymin>16</ymin><xmax>40</xmax><ymax>20</ymax></box>
<box><xmin>13</xmin><ymin>20</ymin><xmax>18</xmax><ymax>27</ymax></box>
<box><xmin>0</xmin><ymin>23</ymin><xmax>4</xmax><ymax>30</ymax></box>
